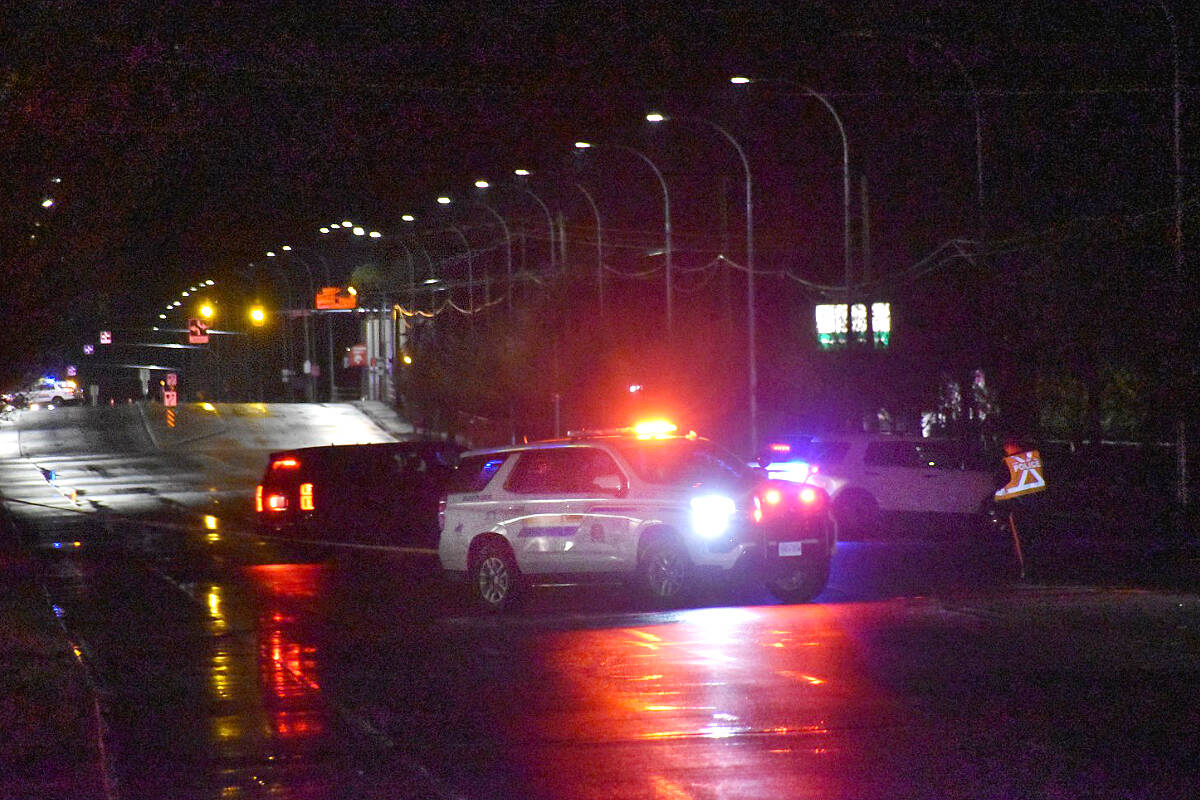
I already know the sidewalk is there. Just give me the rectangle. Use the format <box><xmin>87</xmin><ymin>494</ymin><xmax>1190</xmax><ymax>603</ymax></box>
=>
<box><xmin>0</xmin><ymin>512</ymin><xmax>106</xmax><ymax>800</ymax></box>
<box><xmin>354</xmin><ymin>400</ymin><xmax>417</xmax><ymax>439</ymax></box>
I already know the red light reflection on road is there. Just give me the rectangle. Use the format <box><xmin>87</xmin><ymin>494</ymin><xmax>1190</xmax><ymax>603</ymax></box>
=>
<box><xmin>245</xmin><ymin>563</ymin><xmax>328</xmax><ymax>741</ymax></box>
<box><xmin>521</xmin><ymin>603</ymin><xmax>888</xmax><ymax>798</ymax></box>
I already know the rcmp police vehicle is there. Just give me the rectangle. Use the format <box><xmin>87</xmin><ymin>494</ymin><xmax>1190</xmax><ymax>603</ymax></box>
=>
<box><xmin>438</xmin><ymin>421</ymin><xmax>836</xmax><ymax>611</ymax></box>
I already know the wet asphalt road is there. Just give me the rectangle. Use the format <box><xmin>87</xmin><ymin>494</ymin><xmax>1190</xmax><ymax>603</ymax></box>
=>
<box><xmin>5</xmin><ymin>405</ymin><xmax>1200</xmax><ymax>799</ymax></box>
<box><xmin>23</xmin><ymin>518</ymin><xmax>1200</xmax><ymax>800</ymax></box>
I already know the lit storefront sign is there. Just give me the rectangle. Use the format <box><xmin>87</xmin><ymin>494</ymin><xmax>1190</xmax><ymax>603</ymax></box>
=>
<box><xmin>815</xmin><ymin>302</ymin><xmax>891</xmax><ymax>349</ymax></box>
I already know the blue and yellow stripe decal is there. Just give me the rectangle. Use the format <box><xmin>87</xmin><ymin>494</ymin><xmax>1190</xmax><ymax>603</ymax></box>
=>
<box><xmin>517</xmin><ymin>514</ymin><xmax>585</xmax><ymax>538</ymax></box>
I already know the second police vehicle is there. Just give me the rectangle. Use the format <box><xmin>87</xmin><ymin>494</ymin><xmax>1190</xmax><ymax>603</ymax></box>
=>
<box><xmin>438</xmin><ymin>421</ymin><xmax>836</xmax><ymax>611</ymax></box>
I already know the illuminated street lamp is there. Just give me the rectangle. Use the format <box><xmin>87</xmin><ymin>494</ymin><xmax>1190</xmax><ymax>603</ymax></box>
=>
<box><xmin>249</xmin><ymin>305</ymin><xmax>266</xmax><ymax>326</ymax></box>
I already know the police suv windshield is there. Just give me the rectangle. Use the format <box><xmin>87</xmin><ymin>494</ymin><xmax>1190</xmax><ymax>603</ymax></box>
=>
<box><xmin>616</xmin><ymin>438</ymin><xmax>754</xmax><ymax>488</ymax></box>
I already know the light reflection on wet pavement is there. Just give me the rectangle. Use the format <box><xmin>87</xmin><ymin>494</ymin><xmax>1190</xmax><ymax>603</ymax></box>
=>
<box><xmin>28</xmin><ymin>518</ymin><xmax>1200</xmax><ymax>800</ymax></box>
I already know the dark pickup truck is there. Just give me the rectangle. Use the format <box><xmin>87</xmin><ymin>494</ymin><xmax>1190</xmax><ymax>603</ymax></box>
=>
<box><xmin>255</xmin><ymin>440</ymin><xmax>461</xmax><ymax>548</ymax></box>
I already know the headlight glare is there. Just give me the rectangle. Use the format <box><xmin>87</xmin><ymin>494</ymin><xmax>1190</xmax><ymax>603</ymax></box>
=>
<box><xmin>690</xmin><ymin>494</ymin><xmax>736</xmax><ymax>539</ymax></box>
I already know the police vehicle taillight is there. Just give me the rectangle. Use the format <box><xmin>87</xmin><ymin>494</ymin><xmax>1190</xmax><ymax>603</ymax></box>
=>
<box><xmin>799</xmin><ymin>486</ymin><xmax>822</xmax><ymax>506</ymax></box>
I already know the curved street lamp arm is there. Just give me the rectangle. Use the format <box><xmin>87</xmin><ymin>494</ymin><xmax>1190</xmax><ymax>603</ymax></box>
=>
<box><xmin>613</xmin><ymin>143</ymin><xmax>673</xmax><ymax>334</ymax></box>
<box><xmin>574</xmin><ymin>182</ymin><xmax>604</xmax><ymax>320</ymax></box>
<box><xmin>475</xmin><ymin>201</ymin><xmax>514</xmax><ymax>314</ymax></box>
<box><xmin>845</xmin><ymin>29</ymin><xmax>984</xmax><ymax>214</ymax></box>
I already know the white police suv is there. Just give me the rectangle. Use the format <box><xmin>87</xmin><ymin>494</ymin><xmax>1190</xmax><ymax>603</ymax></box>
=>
<box><xmin>438</xmin><ymin>421</ymin><xmax>836</xmax><ymax>611</ymax></box>
<box><xmin>20</xmin><ymin>377</ymin><xmax>83</xmax><ymax>408</ymax></box>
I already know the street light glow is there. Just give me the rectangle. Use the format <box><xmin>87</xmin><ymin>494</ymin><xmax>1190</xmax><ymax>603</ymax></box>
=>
<box><xmin>199</xmin><ymin>303</ymin><xmax>215</xmax><ymax>319</ymax></box>
<box><xmin>437</xmin><ymin>196</ymin><xmax>451</xmax><ymax>204</ymax></box>
<box><xmin>401</xmin><ymin>214</ymin><xmax>415</xmax><ymax>222</ymax></box>
<box><xmin>353</xmin><ymin>226</ymin><xmax>365</xmax><ymax>235</ymax></box>
<box><xmin>282</xmin><ymin>245</ymin><xmax>292</xmax><ymax>251</ymax></box>
<box><xmin>474</xmin><ymin>179</ymin><xmax>490</xmax><ymax>188</ymax></box>
<box><xmin>729</xmin><ymin>76</ymin><xmax>751</xmax><ymax>84</ymax></box>
<box><xmin>41</xmin><ymin>198</ymin><xmax>55</xmax><ymax>208</ymax></box>
<box><xmin>205</xmin><ymin>280</ymin><xmax>214</xmax><ymax>285</ymax></box>
<box><xmin>320</xmin><ymin>227</ymin><xmax>330</xmax><ymax>233</ymax></box>
<box><xmin>574</xmin><ymin>141</ymin><xmax>592</xmax><ymax>149</ymax></box>
<box><xmin>645</xmin><ymin>112</ymin><xmax>666</xmax><ymax>122</ymax></box>
<box><xmin>514</xmin><ymin>169</ymin><xmax>531</xmax><ymax>176</ymax></box>
<box><xmin>266</xmin><ymin>251</ymin><xmax>276</xmax><ymax>257</ymax></box>
<box><xmin>369</xmin><ymin>230</ymin><xmax>381</xmax><ymax>238</ymax></box>
<box><xmin>342</xmin><ymin>219</ymin><xmax>352</xmax><ymax>227</ymax></box>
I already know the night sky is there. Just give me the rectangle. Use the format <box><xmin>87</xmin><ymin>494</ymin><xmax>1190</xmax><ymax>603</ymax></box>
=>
<box><xmin>1</xmin><ymin>1</ymin><xmax>1194</xmax><ymax>438</ymax></box>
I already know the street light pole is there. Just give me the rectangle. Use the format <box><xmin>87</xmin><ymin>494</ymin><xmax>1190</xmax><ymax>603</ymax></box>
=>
<box><xmin>575</xmin><ymin>141</ymin><xmax>672</xmax><ymax>336</ymax></box>
<box><xmin>842</xmin><ymin>31</ymin><xmax>985</xmax><ymax>231</ymax></box>
<box><xmin>1155</xmin><ymin>0</ymin><xmax>1187</xmax><ymax>508</ymax></box>
<box><xmin>512</xmin><ymin>171</ymin><xmax>557</xmax><ymax>273</ymax></box>
<box><xmin>447</xmin><ymin>223</ymin><xmax>475</xmax><ymax>339</ymax></box>
<box><xmin>472</xmin><ymin>189</ymin><xmax>515</xmax><ymax>317</ymax></box>
<box><xmin>646</xmin><ymin>112</ymin><xmax>757</xmax><ymax>452</ymax></box>
<box><xmin>268</xmin><ymin>248</ymin><xmax>314</xmax><ymax>401</ymax></box>
<box><xmin>732</xmin><ymin>78</ymin><xmax>851</xmax><ymax>296</ymax></box>
<box><xmin>574</xmin><ymin>182</ymin><xmax>604</xmax><ymax>322</ymax></box>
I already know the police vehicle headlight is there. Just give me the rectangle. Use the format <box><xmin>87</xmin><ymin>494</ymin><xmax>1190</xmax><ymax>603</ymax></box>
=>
<box><xmin>690</xmin><ymin>494</ymin><xmax>736</xmax><ymax>539</ymax></box>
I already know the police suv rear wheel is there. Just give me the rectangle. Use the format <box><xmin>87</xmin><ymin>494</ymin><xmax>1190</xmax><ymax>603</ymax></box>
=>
<box><xmin>766</xmin><ymin>561</ymin><xmax>830</xmax><ymax>604</ymax></box>
<box><xmin>471</xmin><ymin>541</ymin><xmax>519</xmax><ymax>612</ymax></box>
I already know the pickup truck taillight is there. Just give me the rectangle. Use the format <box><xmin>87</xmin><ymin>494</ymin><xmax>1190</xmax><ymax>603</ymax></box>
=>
<box><xmin>298</xmin><ymin>482</ymin><xmax>314</xmax><ymax>511</ymax></box>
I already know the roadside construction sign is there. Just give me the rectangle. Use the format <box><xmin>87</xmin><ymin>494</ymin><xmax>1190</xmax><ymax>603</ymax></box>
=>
<box><xmin>995</xmin><ymin>450</ymin><xmax>1046</xmax><ymax>500</ymax></box>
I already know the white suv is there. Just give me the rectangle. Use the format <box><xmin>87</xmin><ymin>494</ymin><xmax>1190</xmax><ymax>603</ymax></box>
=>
<box><xmin>438</xmin><ymin>426</ymin><xmax>836</xmax><ymax>611</ymax></box>
<box><xmin>760</xmin><ymin>433</ymin><xmax>998</xmax><ymax>535</ymax></box>
<box><xmin>20</xmin><ymin>377</ymin><xmax>83</xmax><ymax>408</ymax></box>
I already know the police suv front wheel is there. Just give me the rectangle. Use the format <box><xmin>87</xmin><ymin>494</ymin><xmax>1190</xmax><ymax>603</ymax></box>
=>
<box><xmin>638</xmin><ymin>535</ymin><xmax>692</xmax><ymax>604</ymax></box>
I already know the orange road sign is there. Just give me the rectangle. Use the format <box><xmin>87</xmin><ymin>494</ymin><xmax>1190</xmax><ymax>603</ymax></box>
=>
<box><xmin>994</xmin><ymin>450</ymin><xmax>1046</xmax><ymax>501</ymax></box>
<box><xmin>188</xmin><ymin>318</ymin><xmax>209</xmax><ymax>344</ymax></box>
<box><xmin>316</xmin><ymin>286</ymin><xmax>357</xmax><ymax>310</ymax></box>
